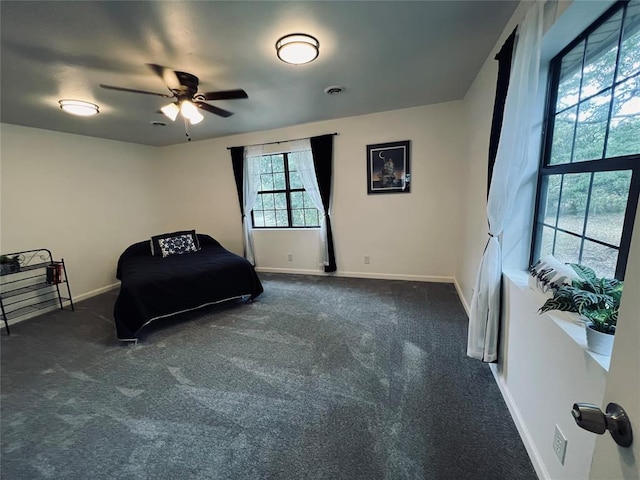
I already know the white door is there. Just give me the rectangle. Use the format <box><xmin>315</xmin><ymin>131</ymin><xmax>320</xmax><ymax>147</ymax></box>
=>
<box><xmin>589</xmin><ymin>213</ymin><xmax>640</xmax><ymax>479</ymax></box>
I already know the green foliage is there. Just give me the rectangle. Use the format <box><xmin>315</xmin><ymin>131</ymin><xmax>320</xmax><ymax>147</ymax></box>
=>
<box><xmin>571</xmin><ymin>263</ymin><xmax>598</xmax><ymax>283</ymax></box>
<box><xmin>539</xmin><ymin>263</ymin><xmax>623</xmax><ymax>334</ymax></box>
<box><xmin>546</xmin><ymin>14</ymin><xmax>640</xmax><ymax>216</ymax></box>
<box><xmin>545</xmin><ymin>171</ymin><xmax>632</xmax><ymax>216</ymax></box>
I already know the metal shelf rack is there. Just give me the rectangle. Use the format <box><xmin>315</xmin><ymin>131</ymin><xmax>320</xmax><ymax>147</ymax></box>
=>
<box><xmin>0</xmin><ymin>248</ymin><xmax>74</xmax><ymax>334</ymax></box>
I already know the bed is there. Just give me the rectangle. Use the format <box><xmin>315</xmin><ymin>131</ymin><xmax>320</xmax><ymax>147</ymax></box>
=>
<box><xmin>113</xmin><ymin>232</ymin><xmax>263</xmax><ymax>341</ymax></box>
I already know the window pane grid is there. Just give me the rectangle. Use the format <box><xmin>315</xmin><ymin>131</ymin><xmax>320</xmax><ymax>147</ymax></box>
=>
<box><xmin>554</xmin><ymin>69</ymin><xmax>640</xmax><ymax>118</ymax></box>
<box><xmin>573</xmin><ymin>91</ymin><xmax>612</xmax><ymax>162</ymax></box>
<box><xmin>533</xmin><ymin>0</ymin><xmax>640</xmax><ymax>280</ymax></box>
<box><xmin>606</xmin><ymin>73</ymin><xmax>640</xmax><ymax>158</ymax></box>
<box><xmin>555</xmin><ymin>42</ymin><xmax>585</xmax><ymax>112</ymax></box>
<box><xmin>537</xmin><ymin>221</ymin><xmax>621</xmax><ymax>250</ymax></box>
<box><xmin>535</xmin><ymin>168</ymin><xmax>633</xmax><ymax>276</ymax></box>
<box><xmin>617</xmin><ymin>1</ymin><xmax>640</xmax><ymax>82</ymax></box>
<box><xmin>251</xmin><ymin>153</ymin><xmax>321</xmax><ymax>229</ymax></box>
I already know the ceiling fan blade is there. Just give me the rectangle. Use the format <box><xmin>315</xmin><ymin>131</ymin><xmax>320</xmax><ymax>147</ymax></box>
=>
<box><xmin>147</xmin><ymin>63</ymin><xmax>181</xmax><ymax>90</ymax></box>
<box><xmin>201</xmin><ymin>89</ymin><xmax>248</xmax><ymax>101</ymax></box>
<box><xmin>100</xmin><ymin>84</ymin><xmax>172</xmax><ymax>97</ymax></box>
<box><xmin>195</xmin><ymin>102</ymin><xmax>234</xmax><ymax>118</ymax></box>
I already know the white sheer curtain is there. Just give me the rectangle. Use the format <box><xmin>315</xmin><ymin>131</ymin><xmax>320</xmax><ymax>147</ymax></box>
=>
<box><xmin>287</xmin><ymin>139</ymin><xmax>329</xmax><ymax>266</ymax></box>
<box><xmin>467</xmin><ymin>1</ymin><xmax>546</xmax><ymax>362</ymax></box>
<box><xmin>243</xmin><ymin>145</ymin><xmax>264</xmax><ymax>265</ymax></box>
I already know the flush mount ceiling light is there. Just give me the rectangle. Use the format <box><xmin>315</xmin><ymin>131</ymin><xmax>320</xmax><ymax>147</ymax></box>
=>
<box><xmin>58</xmin><ymin>99</ymin><xmax>99</xmax><ymax>116</ymax></box>
<box><xmin>276</xmin><ymin>33</ymin><xmax>319</xmax><ymax>65</ymax></box>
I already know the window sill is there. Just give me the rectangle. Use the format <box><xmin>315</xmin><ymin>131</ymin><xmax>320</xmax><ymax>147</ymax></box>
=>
<box><xmin>503</xmin><ymin>269</ymin><xmax>610</xmax><ymax>372</ymax></box>
<box><xmin>252</xmin><ymin>228</ymin><xmax>320</xmax><ymax>231</ymax></box>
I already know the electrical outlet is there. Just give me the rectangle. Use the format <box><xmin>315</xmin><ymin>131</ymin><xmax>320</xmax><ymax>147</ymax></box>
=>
<box><xmin>287</xmin><ymin>253</ymin><xmax>293</xmax><ymax>262</ymax></box>
<box><xmin>364</xmin><ymin>256</ymin><xmax>370</xmax><ymax>265</ymax></box>
<box><xmin>553</xmin><ymin>424</ymin><xmax>567</xmax><ymax>465</ymax></box>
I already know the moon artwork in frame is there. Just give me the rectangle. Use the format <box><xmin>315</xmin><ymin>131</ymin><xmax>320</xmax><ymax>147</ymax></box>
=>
<box><xmin>367</xmin><ymin>140</ymin><xmax>411</xmax><ymax>194</ymax></box>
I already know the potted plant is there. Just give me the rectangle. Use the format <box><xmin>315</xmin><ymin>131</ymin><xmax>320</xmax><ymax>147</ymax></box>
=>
<box><xmin>538</xmin><ymin>264</ymin><xmax>623</xmax><ymax>356</ymax></box>
<box><xmin>0</xmin><ymin>255</ymin><xmax>20</xmax><ymax>274</ymax></box>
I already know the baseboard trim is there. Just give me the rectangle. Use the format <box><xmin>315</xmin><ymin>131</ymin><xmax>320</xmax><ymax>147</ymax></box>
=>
<box><xmin>489</xmin><ymin>364</ymin><xmax>550</xmax><ymax>480</ymax></box>
<box><xmin>73</xmin><ymin>282</ymin><xmax>120</xmax><ymax>303</ymax></box>
<box><xmin>337</xmin><ymin>271</ymin><xmax>454</xmax><ymax>283</ymax></box>
<box><xmin>453</xmin><ymin>278</ymin><xmax>471</xmax><ymax>318</ymax></box>
<box><xmin>254</xmin><ymin>267</ymin><xmax>326</xmax><ymax>276</ymax></box>
<box><xmin>4</xmin><ymin>282</ymin><xmax>120</xmax><ymax>328</ymax></box>
<box><xmin>254</xmin><ymin>267</ymin><xmax>454</xmax><ymax>284</ymax></box>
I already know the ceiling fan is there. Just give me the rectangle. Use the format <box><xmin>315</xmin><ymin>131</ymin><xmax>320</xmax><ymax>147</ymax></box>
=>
<box><xmin>100</xmin><ymin>64</ymin><xmax>248</xmax><ymax>125</ymax></box>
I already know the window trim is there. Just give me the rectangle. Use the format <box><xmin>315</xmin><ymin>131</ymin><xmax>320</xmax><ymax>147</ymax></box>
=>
<box><xmin>530</xmin><ymin>0</ymin><xmax>640</xmax><ymax>279</ymax></box>
<box><xmin>251</xmin><ymin>152</ymin><xmax>321</xmax><ymax>229</ymax></box>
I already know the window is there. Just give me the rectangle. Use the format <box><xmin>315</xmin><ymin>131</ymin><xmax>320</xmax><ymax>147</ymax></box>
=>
<box><xmin>531</xmin><ymin>0</ymin><xmax>640</xmax><ymax>279</ymax></box>
<box><xmin>251</xmin><ymin>153</ymin><xmax>321</xmax><ymax>228</ymax></box>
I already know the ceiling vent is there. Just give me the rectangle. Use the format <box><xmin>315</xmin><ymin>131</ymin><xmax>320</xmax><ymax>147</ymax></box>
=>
<box><xmin>324</xmin><ymin>86</ymin><xmax>345</xmax><ymax>95</ymax></box>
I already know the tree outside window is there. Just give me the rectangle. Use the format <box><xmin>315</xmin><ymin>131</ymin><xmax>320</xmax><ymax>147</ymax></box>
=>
<box><xmin>531</xmin><ymin>0</ymin><xmax>640</xmax><ymax>279</ymax></box>
<box><xmin>252</xmin><ymin>153</ymin><xmax>320</xmax><ymax>228</ymax></box>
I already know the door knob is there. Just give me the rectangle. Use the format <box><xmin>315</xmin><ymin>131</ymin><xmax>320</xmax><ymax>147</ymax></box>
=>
<box><xmin>571</xmin><ymin>402</ymin><xmax>633</xmax><ymax>447</ymax></box>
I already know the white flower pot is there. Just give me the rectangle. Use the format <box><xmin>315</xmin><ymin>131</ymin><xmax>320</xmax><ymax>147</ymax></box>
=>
<box><xmin>585</xmin><ymin>324</ymin><xmax>615</xmax><ymax>356</ymax></box>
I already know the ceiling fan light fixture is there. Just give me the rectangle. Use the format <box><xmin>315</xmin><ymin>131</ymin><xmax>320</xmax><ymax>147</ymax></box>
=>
<box><xmin>58</xmin><ymin>99</ymin><xmax>99</xmax><ymax>116</ymax></box>
<box><xmin>161</xmin><ymin>103</ymin><xmax>180</xmax><ymax>121</ymax></box>
<box><xmin>276</xmin><ymin>33</ymin><xmax>319</xmax><ymax>65</ymax></box>
<box><xmin>180</xmin><ymin>100</ymin><xmax>204</xmax><ymax>125</ymax></box>
<box><xmin>188</xmin><ymin>110</ymin><xmax>204</xmax><ymax>125</ymax></box>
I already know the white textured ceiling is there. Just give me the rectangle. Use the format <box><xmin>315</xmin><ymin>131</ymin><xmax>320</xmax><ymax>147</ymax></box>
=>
<box><xmin>0</xmin><ymin>1</ymin><xmax>518</xmax><ymax>146</ymax></box>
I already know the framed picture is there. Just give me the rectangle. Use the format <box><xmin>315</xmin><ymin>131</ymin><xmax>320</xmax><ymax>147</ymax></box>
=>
<box><xmin>366</xmin><ymin>140</ymin><xmax>411</xmax><ymax>194</ymax></box>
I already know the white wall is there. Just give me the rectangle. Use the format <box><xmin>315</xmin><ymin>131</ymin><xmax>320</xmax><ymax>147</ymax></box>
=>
<box><xmin>1</xmin><ymin>98</ymin><xmax>465</xmax><ymax>315</ymax></box>
<box><xmin>456</xmin><ymin>1</ymin><xmax>619</xmax><ymax>479</ymax></box>
<box><xmin>0</xmin><ymin>124</ymin><xmax>164</xmax><ymax>303</ymax></box>
<box><xmin>156</xmin><ymin>102</ymin><xmax>466</xmax><ymax>281</ymax></box>
<box><xmin>501</xmin><ymin>273</ymin><xmax>609</xmax><ymax>480</ymax></box>
<box><xmin>150</xmin><ymin>137</ymin><xmax>244</xmax><ymax>256</ymax></box>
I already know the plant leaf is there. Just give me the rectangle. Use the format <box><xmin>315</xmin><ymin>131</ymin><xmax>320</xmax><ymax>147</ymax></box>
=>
<box><xmin>539</xmin><ymin>264</ymin><xmax>623</xmax><ymax>326</ymax></box>
<box><xmin>601</xmin><ymin>278</ymin><xmax>624</xmax><ymax>303</ymax></box>
<box><xmin>587</xmin><ymin>308</ymin><xmax>616</xmax><ymax>324</ymax></box>
<box><xmin>570</xmin><ymin>263</ymin><xmax>598</xmax><ymax>285</ymax></box>
<box><xmin>572</xmin><ymin>289</ymin><xmax>608</xmax><ymax>311</ymax></box>
<box><xmin>539</xmin><ymin>297</ymin><xmax>577</xmax><ymax>314</ymax></box>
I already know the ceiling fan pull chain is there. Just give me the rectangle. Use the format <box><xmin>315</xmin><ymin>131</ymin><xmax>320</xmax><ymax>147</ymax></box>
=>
<box><xmin>184</xmin><ymin>117</ymin><xmax>191</xmax><ymax>142</ymax></box>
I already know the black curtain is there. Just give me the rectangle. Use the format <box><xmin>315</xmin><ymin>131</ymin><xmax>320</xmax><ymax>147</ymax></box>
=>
<box><xmin>488</xmin><ymin>28</ymin><xmax>517</xmax><ymax>196</ymax></box>
<box><xmin>230</xmin><ymin>146</ymin><xmax>247</xmax><ymax>258</ymax></box>
<box><xmin>230</xmin><ymin>146</ymin><xmax>245</xmax><ymax>216</ymax></box>
<box><xmin>310</xmin><ymin>134</ymin><xmax>337</xmax><ymax>272</ymax></box>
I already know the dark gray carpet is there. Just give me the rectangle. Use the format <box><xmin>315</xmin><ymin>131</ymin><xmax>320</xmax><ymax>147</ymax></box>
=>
<box><xmin>1</xmin><ymin>273</ymin><xmax>536</xmax><ymax>479</ymax></box>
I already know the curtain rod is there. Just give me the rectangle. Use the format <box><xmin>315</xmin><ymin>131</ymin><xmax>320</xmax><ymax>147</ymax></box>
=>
<box><xmin>226</xmin><ymin>132</ymin><xmax>339</xmax><ymax>150</ymax></box>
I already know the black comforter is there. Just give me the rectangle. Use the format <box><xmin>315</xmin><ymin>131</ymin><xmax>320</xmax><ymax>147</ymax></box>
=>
<box><xmin>114</xmin><ymin>234</ymin><xmax>263</xmax><ymax>340</ymax></box>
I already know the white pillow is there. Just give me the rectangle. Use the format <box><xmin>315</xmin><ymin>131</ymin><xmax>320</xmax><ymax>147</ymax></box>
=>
<box><xmin>528</xmin><ymin>254</ymin><xmax>579</xmax><ymax>294</ymax></box>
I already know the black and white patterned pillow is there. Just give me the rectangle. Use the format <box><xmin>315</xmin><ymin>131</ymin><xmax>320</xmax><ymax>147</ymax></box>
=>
<box><xmin>528</xmin><ymin>254</ymin><xmax>578</xmax><ymax>294</ymax></box>
<box><xmin>158</xmin><ymin>234</ymin><xmax>198</xmax><ymax>258</ymax></box>
<box><xmin>150</xmin><ymin>230</ymin><xmax>200</xmax><ymax>256</ymax></box>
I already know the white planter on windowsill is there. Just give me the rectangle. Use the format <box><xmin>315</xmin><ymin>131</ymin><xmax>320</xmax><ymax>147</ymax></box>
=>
<box><xmin>585</xmin><ymin>324</ymin><xmax>615</xmax><ymax>356</ymax></box>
